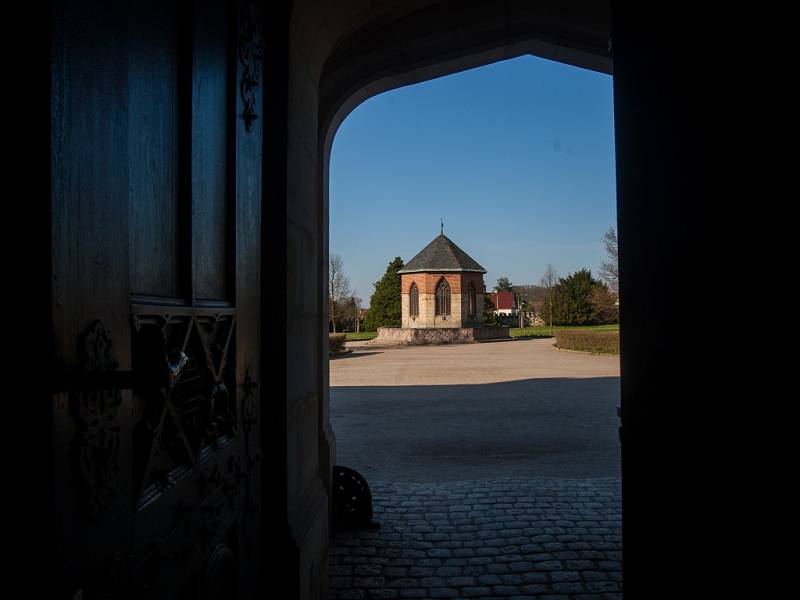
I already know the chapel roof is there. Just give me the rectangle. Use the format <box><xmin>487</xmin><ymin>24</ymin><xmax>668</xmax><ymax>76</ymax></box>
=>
<box><xmin>398</xmin><ymin>233</ymin><xmax>487</xmax><ymax>274</ymax></box>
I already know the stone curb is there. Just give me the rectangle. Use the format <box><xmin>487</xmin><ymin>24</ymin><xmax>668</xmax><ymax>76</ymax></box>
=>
<box><xmin>554</xmin><ymin>345</ymin><xmax>619</xmax><ymax>357</ymax></box>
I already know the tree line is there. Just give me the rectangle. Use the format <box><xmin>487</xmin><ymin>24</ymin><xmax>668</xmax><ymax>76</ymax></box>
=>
<box><xmin>482</xmin><ymin>227</ymin><xmax>619</xmax><ymax>329</ymax></box>
<box><xmin>540</xmin><ymin>226</ymin><xmax>619</xmax><ymax>328</ymax></box>
<box><xmin>535</xmin><ymin>267</ymin><xmax>618</xmax><ymax>328</ymax></box>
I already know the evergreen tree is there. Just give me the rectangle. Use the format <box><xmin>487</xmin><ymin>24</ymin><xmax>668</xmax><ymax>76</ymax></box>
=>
<box><xmin>364</xmin><ymin>257</ymin><xmax>404</xmax><ymax>331</ymax></box>
<box><xmin>482</xmin><ymin>292</ymin><xmax>498</xmax><ymax>325</ymax></box>
<box><xmin>495</xmin><ymin>276</ymin><xmax>513</xmax><ymax>291</ymax></box>
<box><xmin>552</xmin><ymin>269</ymin><xmax>605</xmax><ymax>325</ymax></box>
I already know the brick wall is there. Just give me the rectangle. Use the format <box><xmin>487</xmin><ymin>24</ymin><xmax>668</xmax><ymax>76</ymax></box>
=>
<box><xmin>401</xmin><ymin>272</ymin><xmax>485</xmax><ymax>328</ymax></box>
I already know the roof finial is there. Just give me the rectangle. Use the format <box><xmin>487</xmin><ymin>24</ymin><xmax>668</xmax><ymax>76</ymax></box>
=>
<box><xmin>440</xmin><ymin>218</ymin><xmax>444</xmax><ymax>236</ymax></box>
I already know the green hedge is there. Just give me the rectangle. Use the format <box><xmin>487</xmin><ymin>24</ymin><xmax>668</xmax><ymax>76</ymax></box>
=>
<box><xmin>329</xmin><ymin>333</ymin><xmax>347</xmax><ymax>354</ymax></box>
<box><xmin>555</xmin><ymin>330</ymin><xmax>619</xmax><ymax>355</ymax></box>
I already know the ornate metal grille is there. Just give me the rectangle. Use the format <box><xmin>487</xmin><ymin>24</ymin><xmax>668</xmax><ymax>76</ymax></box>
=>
<box><xmin>131</xmin><ymin>308</ymin><xmax>237</xmax><ymax>510</ymax></box>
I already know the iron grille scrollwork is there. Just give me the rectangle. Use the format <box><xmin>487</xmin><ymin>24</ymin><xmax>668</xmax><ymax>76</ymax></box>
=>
<box><xmin>131</xmin><ymin>309</ymin><xmax>237</xmax><ymax>510</ymax></box>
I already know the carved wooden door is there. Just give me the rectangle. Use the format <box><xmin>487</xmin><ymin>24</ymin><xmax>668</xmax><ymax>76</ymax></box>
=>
<box><xmin>52</xmin><ymin>1</ymin><xmax>264</xmax><ymax>598</ymax></box>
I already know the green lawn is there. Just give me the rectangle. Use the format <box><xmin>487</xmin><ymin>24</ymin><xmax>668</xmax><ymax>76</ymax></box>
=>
<box><xmin>509</xmin><ymin>324</ymin><xmax>619</xmax><ymax>338</ymax></box>
<box><xmin>344</xmin><ymin>331</ymin><xmax>378</xmax><ymax>341</ymax></box>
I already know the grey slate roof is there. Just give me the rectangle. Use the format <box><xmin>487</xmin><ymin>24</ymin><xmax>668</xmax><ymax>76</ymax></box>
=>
<box><xmin>398</xmin><ymin>234</ymin><xmax>487</xmax><ymax>274</ymax></box>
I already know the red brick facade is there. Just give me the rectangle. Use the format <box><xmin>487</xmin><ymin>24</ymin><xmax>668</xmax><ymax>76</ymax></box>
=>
<box><xmin>401</xmin><ymin>272</ymin><xmax>485</xmax><ymax>295</ymax></box>
<box><xmin>400</xmin><ymin>272</ymin><xmax>485</xmax><ymax>328</ymax></box>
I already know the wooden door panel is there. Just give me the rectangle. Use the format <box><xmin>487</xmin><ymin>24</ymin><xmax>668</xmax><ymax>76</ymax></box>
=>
<box><xmin>128</xmin><ymin>0</ymin><xmax>181</xmax><ymax>299</ymax></box>
<box><xmin>52</xmin><ymin>2</ymin><xmax>263</xmax><ymax>598</ymax></box>
<box><xmin>192</xmin><ymin>0</ymin><xmax>232</xmax><ymax>303</ymax></box>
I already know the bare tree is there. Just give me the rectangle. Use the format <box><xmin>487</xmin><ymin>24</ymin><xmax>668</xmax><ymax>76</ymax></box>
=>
<box><xmin>351</xmin><ymin>293</ymin><xmax>362</xmax><ymax>333</ymax></box>
<box><xmin>539</xmin><ymin>264</ymin><xmax>558</xmax><ymax>335</ymax></box>
<box><xmin>599</xmin><ymin>227</ymin><xmax>619</xmax><ymax>294</ymax></box>
<box><xmin>329</xmin><ymin>254</ymin><xmax>352</xmax><ymax>333</ymax></box>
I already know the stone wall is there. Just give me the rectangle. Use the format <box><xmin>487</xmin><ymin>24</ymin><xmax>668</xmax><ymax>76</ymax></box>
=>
<box><xmin>472</xmin><ymin>326</ymin><xmax>513</xmax><ymax>341</ymax></box>
<box><xmin>375</xmin><ymin>326</ymin><xmax>510</xmax><ymax>344</ymax></box>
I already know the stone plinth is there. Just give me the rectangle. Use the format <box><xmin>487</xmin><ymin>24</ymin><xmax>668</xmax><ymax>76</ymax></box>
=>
<box><xmin>373</xmin><ymin>326</ymin><xmax>510</xmax><ymax>345</ymax></box>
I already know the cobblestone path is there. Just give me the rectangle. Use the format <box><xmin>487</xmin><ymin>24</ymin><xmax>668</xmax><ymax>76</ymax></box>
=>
<box><xmin>330</xmin><ymin>478</ymin><xmax>622</xmax><ymax>600</ymax></box>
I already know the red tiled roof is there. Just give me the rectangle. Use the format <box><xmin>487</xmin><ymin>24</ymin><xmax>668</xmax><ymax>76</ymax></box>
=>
<box><xmin>490</xmin><ymin>291</ymin><xmax>515</xmax><ymax>310</ymax></box>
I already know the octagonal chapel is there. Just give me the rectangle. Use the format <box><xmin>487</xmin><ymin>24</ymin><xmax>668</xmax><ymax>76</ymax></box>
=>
<box><xmin>398</xmin><ymin>231</ymin><xmax>486</xmax><ymax>328</ymax></box>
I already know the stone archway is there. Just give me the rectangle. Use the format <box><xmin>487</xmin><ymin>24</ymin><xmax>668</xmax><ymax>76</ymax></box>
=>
<box><xmin>288</xmin><ymin>3</ymin><xmax>613</xmax><ymax>599</ymax></box>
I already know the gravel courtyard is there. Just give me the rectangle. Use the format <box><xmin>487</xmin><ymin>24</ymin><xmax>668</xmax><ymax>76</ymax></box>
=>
<box><xmin>330</xmin><ymin>338</ymin><xmax>621</xmax><ymax>481</ymax></box>
<box><xmin>329</xmin><ymin>338</ymin><xmax>622</xmax><ymax>599</ymax></box>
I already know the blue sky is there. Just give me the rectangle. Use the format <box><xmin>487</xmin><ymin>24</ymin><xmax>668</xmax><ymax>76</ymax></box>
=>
<box><xmin>329</xmin><ymin>54</ymin><xmax>616</xmax><ymax>307</ymax></box>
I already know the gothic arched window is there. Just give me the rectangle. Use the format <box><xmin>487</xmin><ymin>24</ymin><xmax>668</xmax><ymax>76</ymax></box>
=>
<box><xmin>468</xmin><ymin>282</ymin><xmax>476</xmax><ymax>318</ymax></box>
<box><xmin>409</xmin><ymin>282</ymin><xmax>419</xmax><ymax>317</ymax></box>
<box><xmin>435</xmin><ymin>278</ymin><xmax>451</xmax><ymax>316</ymax></box>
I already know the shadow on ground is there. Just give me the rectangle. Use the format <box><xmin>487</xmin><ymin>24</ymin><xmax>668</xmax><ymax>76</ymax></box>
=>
<box><xmin>331</xmin><ymin>377</ymin><xmax>620</xmax><ymax>482</ymax></box>
<box><xmin>331</xmin><ymin>350</ymin><xmax>385</xmax><ymax>359</ymax></box>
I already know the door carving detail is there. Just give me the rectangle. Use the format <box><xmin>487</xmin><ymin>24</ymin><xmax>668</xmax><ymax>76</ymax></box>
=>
<box><xmin>75</xmin><ymin>321</ymin><xmax>123</xmax><ymax>520</ymax></box>
<box><xmin>238</xmin><ymin>0</ymin><xmax>264</xmax><ymax>132</ymax></box>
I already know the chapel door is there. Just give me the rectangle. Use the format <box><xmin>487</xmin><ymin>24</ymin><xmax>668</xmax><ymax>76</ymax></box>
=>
<box><xmin>51</xmin><ymin>1</ymin><xmax>264</xmax><ymax>598</ymax></box>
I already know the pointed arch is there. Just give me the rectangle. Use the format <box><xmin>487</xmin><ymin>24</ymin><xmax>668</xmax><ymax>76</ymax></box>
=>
<box><xmin>409</xmin><ymin>282</ymin><xmax>419</xmax><ymax>317</ymax></box>
<box><xmin>435</xmin><ymin>277</ymin><xmax>451</xmax><ymax>316</ymax></box>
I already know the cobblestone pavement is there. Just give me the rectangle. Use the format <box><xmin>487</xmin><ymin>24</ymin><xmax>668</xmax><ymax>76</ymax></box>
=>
<box><xmin>330</xmin><ymin>477</ymin><xmax>622</xmax><ymax>600</ymax></box>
